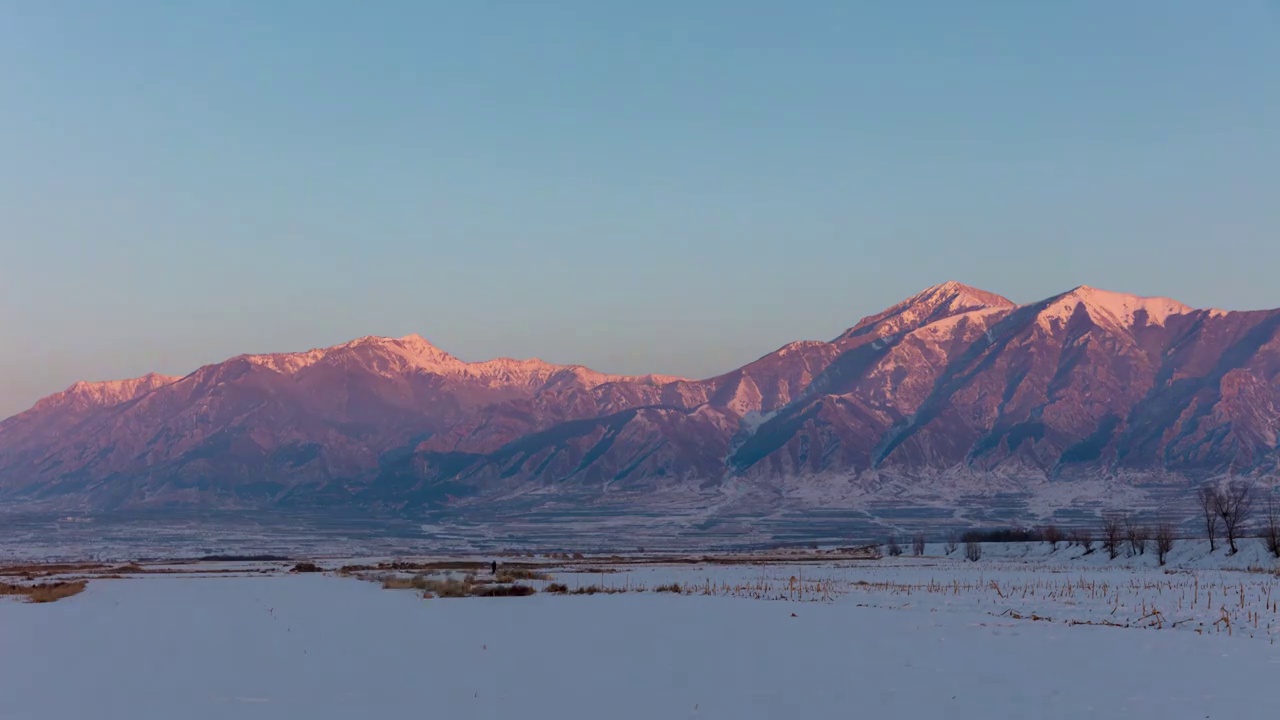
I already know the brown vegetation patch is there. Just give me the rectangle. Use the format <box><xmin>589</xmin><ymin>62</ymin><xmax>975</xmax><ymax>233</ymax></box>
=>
<box><xmin>0</xmin><ymin>580</ymin><xmax>89</xmax><ymax>603</ymax></box>
<box><xmin>471</xmin><ymin>584</ymin><xmax>537</xmax><ymax>597</ymax></box>
<box><xmin>571</xmin><ymin>585</ymin><xmax>627</xmax><ymax>595</ymax></box>
<box><xmin>0</xmin><ymin>563</ymin><xmax>110</xmax><ymax>578</ymax></box>
<box><xmin>496</xmin><ymin>569</ymin><xmax>552</xmax><ymax>582</ymax></box>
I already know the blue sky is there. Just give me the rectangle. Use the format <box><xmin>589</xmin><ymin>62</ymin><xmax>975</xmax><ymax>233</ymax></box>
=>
<box><xmin>1</xmin><ymin>1</ymin><xmax>1277</xmax><ymax>417</ymax></box>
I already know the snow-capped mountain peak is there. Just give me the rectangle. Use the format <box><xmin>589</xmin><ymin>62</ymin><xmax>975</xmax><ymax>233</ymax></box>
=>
<box><xmin>1037</xmin><ymin>285</ymin><xmax>1195</xmax><ymax>329</ymax></box>
<box><xmin>836</xmin><ymin>281</ymin><xmax>1015</xmax><ymax>342</ymax></box>
<box><xmin>3</xmin><ymin>282</ymin><xmax>1279</xmax><ymax>515</ymax></box>
<box><xmin>53</xmin><ymin>373</ymin><xmax>180</xmax><ymax>409</ymax></box>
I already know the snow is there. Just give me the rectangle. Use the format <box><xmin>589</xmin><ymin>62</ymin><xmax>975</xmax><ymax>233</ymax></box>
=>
<box><xmin>238</xmin><ymin>334</ymin><xmax>683</xmax><ymax>388</ymax></box>
<box><xmin>4</xmin><ymin>554</ymin><xmax>1280</xmax><ymax>719</ymax></box>
<box><xmin>37</xmin><ymin>373</ymin><xmax>181</xmax><ymax>410</ymax></box>
<box><xmin>1037</xmin><ymin>285</ymin><xmax>1194</xmax><ymax>330</ymax></box>
<box><xmin>839</xmin><ymin>282</ymin><xmax>1016</xmax><ymax>342</ymax></box>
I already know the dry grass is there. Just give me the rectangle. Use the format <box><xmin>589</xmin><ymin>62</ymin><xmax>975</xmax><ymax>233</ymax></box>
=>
<box><xmin>0</xmin><ymin>580</ymin><xmax>89</xmax><ymax>603</ymax></box>
<box><xmin>571</xmin><ymin>585</ymin><xmax>628</xmax><ymax>595</ymax></box>
<box><xmin>654</xmin><ymin>583</ymin><xmax>683</xmax><ymax>593</ymax></box>
<box><xmin>471</xmin><ymin>584</ymin><xmax>537</xmax><ymax>597</ymax></box>
<box><xmin>422</xmin><ymin>578</ymin><xmax>473</xmax><ymax>598</ymax></box>
<box><xmin>496</xmin><ymin>569</ymin><xmax>553</xmax><ymax>582</ymax></box>
<box><xmin>378</xmin><ymin>572</ymin><xmax>540</xmax><ymax>598</ymax></box>
<box><xmin>341</xmin><ymin>560</ymin><xmax>489</xmax><ymax>575</ymax></box>
<box><xmin>842</xmin><ymin>571</ymin><xmax>1280</xmax><ymax>641</ymax></box>
<box><xmin>380</xmin><ymin>575</ymin><xmax>429</xmax><ymax>590</ymax></box>
<box><xmin>0</xmin><ymin>562</ymin><xmax>110</xmax><ymax>579</ymax></box>
<box><xmin>544</xmin><ymin>583</ymin><xmax>570</xmax><ymax>594</ymax></box>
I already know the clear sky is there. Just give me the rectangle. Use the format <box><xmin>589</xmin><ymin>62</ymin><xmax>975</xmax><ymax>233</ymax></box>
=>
<box><xmin>2</xmin><ymin>1</ymin><xmax>1277</xmax><ymax>418</ymax></box>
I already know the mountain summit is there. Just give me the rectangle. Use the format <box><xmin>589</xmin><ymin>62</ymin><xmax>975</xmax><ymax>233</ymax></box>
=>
<box><xmin>836</xmin><ymin>281</ymin><xmax>1016</xmax><ymax>342</ymax></box>
<box><xmin>1</xmin><ymin>283</ymin><xmax>1276</xmax><ymax>519</ymax></box>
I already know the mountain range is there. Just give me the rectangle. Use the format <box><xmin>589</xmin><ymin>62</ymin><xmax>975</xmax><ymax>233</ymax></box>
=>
<box><xmin>2</xmin><ymin>282</ymin><xmax>1278</xmax><ymax>532</ymax></box>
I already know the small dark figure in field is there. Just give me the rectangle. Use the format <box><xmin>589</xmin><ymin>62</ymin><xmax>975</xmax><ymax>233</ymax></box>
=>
<box><xmin>491</xmin><ymin>561</ymin><xmax>498</xmax><ymax>575</ymax></box>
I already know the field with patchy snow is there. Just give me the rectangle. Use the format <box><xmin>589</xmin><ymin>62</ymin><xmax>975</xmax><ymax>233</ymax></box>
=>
<box><xmin>4</xmin><ymin>542</ymin><xmax>1280</xmax><ymax>719</ymax></box>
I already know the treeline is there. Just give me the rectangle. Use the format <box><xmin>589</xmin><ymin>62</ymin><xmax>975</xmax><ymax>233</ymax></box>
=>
<box><xmin>881</xmin><ymin>480</ymin><xmax>1280</xmax><ymax>564</ymax></box>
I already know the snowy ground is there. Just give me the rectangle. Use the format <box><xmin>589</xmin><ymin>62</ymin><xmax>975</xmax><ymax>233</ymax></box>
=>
<box><xmin>4</xmin><ymin>545</ymin><xmax>1280</xmax><ymax>719</ymax></box>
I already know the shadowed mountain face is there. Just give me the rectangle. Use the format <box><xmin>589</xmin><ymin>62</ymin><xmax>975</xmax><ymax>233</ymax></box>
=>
<box><xmin>2</xmin><ymin>283</ymin><xmax>1278</xmax><ymax>513</ymax></box>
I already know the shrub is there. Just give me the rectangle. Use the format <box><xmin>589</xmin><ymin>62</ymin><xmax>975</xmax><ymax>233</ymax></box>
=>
<box><xmin>944</xmin><ymin>535</ymin><xmax>959</xmax><ymax>555</ymax></box>
<box><xmin>886</xmin><ymin>537</ymin><xmax>903</xmax><ymax>557</ymax></box>
<box><xmin>654</xmin><ymin>583</ymin><xmax>683</xmax><ymax>593</ymax></box>
<box><xmin>290</xmin><ymin>562</ymin><xmax>323</xmax><ymax>573</ymax></box>
<box><xmin>911</xmin><ymin>534</ymin><xmax>926</xmax><ymax>557</ymax></box>
<box><xmin>544</xmin><ymin>583</ymin><xmax>569</xmax><ymax>594</ymax></box>
<box><xmin>1069</xmin><ymin>529</ymin><xmax>1095</xmax><ymax>554</ymax></box>
<box><xmin>1042</xmin><ymin>525</ymin><xmax>1063</xmax><ymax>550</ymax></box>
<box><xmin>964</xmin><ymin>541</ymin><xmax>982</xmax><ymax>562</ymax></box>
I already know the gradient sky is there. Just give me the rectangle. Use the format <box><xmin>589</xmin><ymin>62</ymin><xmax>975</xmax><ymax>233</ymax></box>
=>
<box><xmin>2</xmin><ymin>1</ymin><xmax>1277</xmax><ymax>418</ymax></box>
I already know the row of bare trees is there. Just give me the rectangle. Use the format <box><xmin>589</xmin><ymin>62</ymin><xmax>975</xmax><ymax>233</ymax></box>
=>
<box><xmin>884</xmin><ymin>481</ymin><xmax>1279</xmax><ymax>563</ymax></box>
<box><xmin>1196</xmin><ymin>481</ymin><xmax>1269</xmax><ymax>555</ymax></box>
<box><xmin>1096</xmin><ymin>515</ymin><xmax>1176</xmax><ymax>564</ymax></box>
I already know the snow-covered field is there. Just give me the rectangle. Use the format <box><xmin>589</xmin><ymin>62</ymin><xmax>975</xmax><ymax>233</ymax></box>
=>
<box><xmin>4</xmin><ymin>542</ymin><xmax>1280</xmax><ymax>719</ymax></box>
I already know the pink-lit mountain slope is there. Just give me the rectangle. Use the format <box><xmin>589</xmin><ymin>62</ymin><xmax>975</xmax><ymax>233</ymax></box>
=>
<box><xmin>2</xmin><ymin>283</ymin><xmax>1277</xmax><ymax>512</ymax></box>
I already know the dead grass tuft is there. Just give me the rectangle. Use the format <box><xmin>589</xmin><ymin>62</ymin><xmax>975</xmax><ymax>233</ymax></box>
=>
<box><xmin>381</xmin><ymin>574</ymin><xmax>437</xmax><ymax>590</ymax></box>
<box><xmin>571</xmin><ymin>585</ymin><xmax>627</xmax><ymax>595</ymax></box>
<box><xmin>421</xmin><ymin>578</ymin><xmax>472</xmax><ymax>598</ymax></box>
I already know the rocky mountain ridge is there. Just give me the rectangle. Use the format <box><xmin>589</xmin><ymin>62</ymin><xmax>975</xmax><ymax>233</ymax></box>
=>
<box><xmin>2</xmin><ymin>282</ymin><xmax>1276</xmax><ymax>518</ymax></box>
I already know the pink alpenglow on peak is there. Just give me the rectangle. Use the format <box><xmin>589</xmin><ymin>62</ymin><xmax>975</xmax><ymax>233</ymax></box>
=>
<box><xmin>1037</xmin><ymin>285</ymin><xmax>1198</xmax><ymax>328</ymax></box>
<box><xmin>47</xmin><ymin>373</ymin><xmax>181</xmax><ymax>410</ymax></box>
<box><xmin>836</xmin><ymin>280</ymin><xmax>1016</xmax><ymax>342</ymax></box>
<box><xmin>1</xmin><ymin>281</ymin><xmax>1278</xmax><ymax>515</ymax></box>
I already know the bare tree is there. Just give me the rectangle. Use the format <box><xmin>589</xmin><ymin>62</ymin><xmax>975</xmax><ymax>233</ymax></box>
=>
<box><xmin>1154</xmin><ymin>523</ymin><xmax>1175</xmax><ymax>566</ymax></box>
<box><xmin>944</xmin><ymin>534</ymin><xmax>959</xmax><ymax>555</ymax></box>
<box><xmin>1042</xmin><ymin>525</ymin><xmax>1063</xmax><ymax>551</ymax></box>
<box><xmin>1102</xmin><ymin>514</ymin><xmax>1124</xmax><ymax>560</ymax></box>
<box><xmin>912</xmin><ymin>533</ymin><xmax>926</xmax><ymax>557</ymax></box>
<box><xmin>1214</xmin><ymin>481</ymin><xmax>1254</xmax><ymax>555</ymax></box>
<box><xmin>1071</xmin><ymin>529</ymin><xmax>1095</xmax><ymax>555</ymax></box>
<box><xmin>964</xmin><ymin>540</ymin><xmax>982</xmax><ymax>562</ymax></box>
<box><xmin>1124</xmin><ymin>515</ymin><xmax>1149</xmax><ymax>556</ymax></box>
<box><xmin>1197</xmin><ymin>485</ymin><xmax>1220</xmax><ymax>552</ymax></box>
<box><xmin>886</xmin><ymin>536</ymin><xmax>903</xmax><ymax>557</ymax></box>
<box><xmin>1261</xmin><ymin>494</ymin><xmax>1280</xmax><ymax>559</ymax></box>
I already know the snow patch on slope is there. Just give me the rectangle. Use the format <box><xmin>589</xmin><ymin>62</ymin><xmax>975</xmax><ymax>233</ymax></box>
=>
<box><xmin>1037</xmin><ymin>286</ymin><xmax>1194</xmax><ymax>330</ymax></box>
<box><xmin>836</xmin><ymin>281</ymin><xmax>1016</xmax><ymax>342</ymax></box>
<box><xmin>45</xmin><ymin>373</ymin><xmax>180</xmax><ymax>410</ymax></box>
